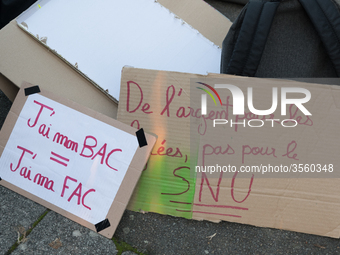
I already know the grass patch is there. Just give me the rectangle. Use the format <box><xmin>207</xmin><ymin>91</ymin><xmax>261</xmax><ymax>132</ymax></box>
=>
<box><xmin>112</xmin><ymin>237</ymin><xmax>147</xmax><ymax>255</ymax></box>
<box><xmin>25</xmin><ymin>209</ymin><xmax>50</xmax><ymax>236</ymax></box>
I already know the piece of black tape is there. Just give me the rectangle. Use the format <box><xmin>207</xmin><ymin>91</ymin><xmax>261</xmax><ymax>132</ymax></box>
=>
<box><xmin>95</xmin><ymin>218</ymin><xmax>111</xmax><ymax>232</ymax></box>
<box><xmin>136</xmin><ymin>128</ymin><xmax>147</xmax><ymax>148</ymax></box>
<box><xmin>24</xmin><ymin>85</ymin><xmax>41</xmax><ymax>96</ymax></box>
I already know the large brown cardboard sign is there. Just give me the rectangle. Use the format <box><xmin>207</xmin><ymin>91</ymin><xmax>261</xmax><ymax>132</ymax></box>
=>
<box><xmin>117</xmin><ymin>67</ymin><xmax>340</xmax><ymax>238</ymax></box>
<box><xmin>0</xmin><ymin>83</ymin><xmax>156</xmax><ymax>238</ymax></box>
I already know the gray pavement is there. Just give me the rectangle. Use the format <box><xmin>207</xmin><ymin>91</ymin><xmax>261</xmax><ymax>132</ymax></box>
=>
<box><xmin>2</xmin><ymin>1</ymin><xmax>340</xmax><ymax>255</ymax></box>
<box><xmin>12</xmin><ymin>211</ymin><xmax>118</xmax><ymax>255</ymax></box>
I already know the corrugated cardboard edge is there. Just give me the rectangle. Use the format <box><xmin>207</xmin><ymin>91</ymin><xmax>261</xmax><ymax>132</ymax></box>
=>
<box><xmin>0</xmin><ymin>20</ymin><xmax>118</xmax><ymax>119</ymax></box>
<box><xmin>0</xmin><ymin>82</ymin><xmax>157</xmax><ymax>238</ymax></box>
<box><xmin>157</xmin><ymin>0</ymin><xmax>232</xmax><ymax>48</ymax></box>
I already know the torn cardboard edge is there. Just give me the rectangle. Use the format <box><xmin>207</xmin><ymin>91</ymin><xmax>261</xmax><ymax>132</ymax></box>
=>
<box><xmin>157</xmin><ymin>0</ymin><xmax>232</xmax><ymax>47</ymax></box>
<box><xmin>0</xmin><ymin>82</ymin><xmax>157</xmax><ymax>238</ymax></box>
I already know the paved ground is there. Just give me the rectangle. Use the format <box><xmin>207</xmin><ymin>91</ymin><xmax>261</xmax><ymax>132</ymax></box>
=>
<box><xmin>2</xmin><ymin>1</ymin><xmax>340</xmax><ymax>255</ymax></box>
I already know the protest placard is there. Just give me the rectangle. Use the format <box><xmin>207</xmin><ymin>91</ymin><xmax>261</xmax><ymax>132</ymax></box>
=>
<box><xmin>118</xmin><ymin>67</ymin><xmax>340</xmax><ymax>238</ymax></box>
<box><xmin>0</xmin><ymin>82</ymin><xmax>156</xmax><ymax>238</ymax></box>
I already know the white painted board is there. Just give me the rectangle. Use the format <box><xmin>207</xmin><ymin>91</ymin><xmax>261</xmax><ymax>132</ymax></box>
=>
<box><xmin>17</xmin><ymin>0</ymin><xmax>221</xmax><ymax>100</ymax></box>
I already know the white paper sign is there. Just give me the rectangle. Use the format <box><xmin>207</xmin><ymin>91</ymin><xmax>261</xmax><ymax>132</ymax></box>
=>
<box><xmin>0</xmin><ymin>93</ymin><xmax>138</xmax><ymax>224</ymax></box>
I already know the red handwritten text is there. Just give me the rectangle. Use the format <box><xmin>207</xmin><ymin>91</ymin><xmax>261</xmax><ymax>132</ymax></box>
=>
<box><xmin>61</xmin><ymin>176</ymin><xmax>96</xmax><ymax>210</ymax></box>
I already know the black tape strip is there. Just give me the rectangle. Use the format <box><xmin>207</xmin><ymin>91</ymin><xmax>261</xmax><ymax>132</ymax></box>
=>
<box><xmin>24</xmin><ymin>86</ymin><xmax>41</xmax><ymax>96</ymax></box>
<box><xmin>136</xmin><ymin>128</ymin><xmax>147</xmax><ymax>148</ymax></box>
<box><xmin>95</xmin><ymin>218</ymin><xmax>111</xmax><ymax>232</ymax></box>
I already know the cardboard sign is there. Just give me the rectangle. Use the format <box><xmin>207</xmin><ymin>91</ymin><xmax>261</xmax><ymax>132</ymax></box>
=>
<box><xmin>0</xmin><ymin>83</ymin><xmax>156</xmax><ymax>238</ymax></box>
<box><xmin>117</xmin><ymin>67</ymin><xmax>340</xmax><ymax>238</ymax></box>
